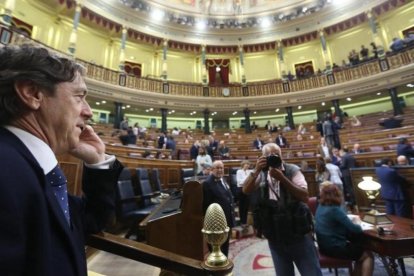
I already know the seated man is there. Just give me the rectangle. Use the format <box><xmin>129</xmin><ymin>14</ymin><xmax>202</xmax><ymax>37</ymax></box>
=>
<box><xmin>352</xmin><ymin>143</ymin><xmax>364</xmax><ymax>154</ymax></box>
<box><xmin>253</xmin><ymin>134</ymin><xmax>264</xmax><ymax>150</ymax></box>
<box><xmin>396</xmin><ymin>137</ymin><xmax>414</xmax><ymax>159</ymax></box>
<box><xmin>275</xmin><ymin>133</ymin><xmax>288</xmax><ymax>148</ymax></box>
<box><xmin>217</xmin><ymin>140</ymin><xmax>230</xmax><ymax>159</ymax></box>
<box><xmin>396</xmin><ymin>155</ymin><xmax>409</xmax><ymax>166</ymax></box>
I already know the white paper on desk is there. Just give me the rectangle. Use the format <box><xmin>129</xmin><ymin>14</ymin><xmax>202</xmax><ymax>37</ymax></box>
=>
<box><xmin>360</xmin><ymin>222</ymin><xmax>375</xmax><ymax>230</ymax></box>
<box><xmin>347</xmin><ymin>214</ymin><xmax>362</xmax><ymax>225</ymax></box>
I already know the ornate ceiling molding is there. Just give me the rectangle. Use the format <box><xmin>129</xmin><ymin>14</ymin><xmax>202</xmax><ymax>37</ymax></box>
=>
<box><xmin>53</xmin><ymin>0</ymin><xmax>406</xmax><ymax>51</ymax></box>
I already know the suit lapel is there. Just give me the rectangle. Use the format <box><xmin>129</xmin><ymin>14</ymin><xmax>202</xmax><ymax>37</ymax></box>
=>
<box><xmin>0</xmin><ymin>128</ymin><xmax>80</xmax><ymax>271</ymax></box>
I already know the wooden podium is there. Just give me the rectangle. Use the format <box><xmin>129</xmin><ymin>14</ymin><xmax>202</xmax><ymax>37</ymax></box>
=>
<box><xmin>140</xmin><ymin>180</ymin><xmax>207</xmax><ymax>260</ymax></box>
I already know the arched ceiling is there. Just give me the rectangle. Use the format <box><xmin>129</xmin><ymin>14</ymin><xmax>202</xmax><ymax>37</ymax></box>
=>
<box><xmin>81</xmin><ymin>0</ymin><xmax>388</xmax><ymax>45</ymax></box>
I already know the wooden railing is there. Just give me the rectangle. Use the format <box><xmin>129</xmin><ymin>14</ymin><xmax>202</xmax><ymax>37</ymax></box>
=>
<box><xmin>87</xmin><ymin>232</ymin><xmax>233</xmax><ymax>275</ymax></box>
<box><xmin>81</xmin><ymin>49</ymin><xmax>414</xmax><ymax>97</ymax></box>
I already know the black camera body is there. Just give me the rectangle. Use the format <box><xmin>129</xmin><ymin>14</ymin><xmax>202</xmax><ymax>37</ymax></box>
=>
<box><xmin>266</xmin><ymin>154</ymin><xmax>282</xmax><ymax>169</ymax></box>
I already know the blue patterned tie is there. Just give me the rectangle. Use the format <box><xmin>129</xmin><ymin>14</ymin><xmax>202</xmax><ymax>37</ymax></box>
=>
<box><xmin>46</xmin><ymin>165</ymin><xmax>70</xmax><ymax>225</ymax></box>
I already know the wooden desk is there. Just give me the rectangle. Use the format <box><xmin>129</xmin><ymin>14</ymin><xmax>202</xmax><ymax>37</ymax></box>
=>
<box><xmin>139</xmin><ymin>181</ymin><xmax>207</xmax><ymax>261</ymax></box>
<box><xmin>363</xmin><ymin>215</ymin><xmax>414</xmax><ymax>275</ymax></box>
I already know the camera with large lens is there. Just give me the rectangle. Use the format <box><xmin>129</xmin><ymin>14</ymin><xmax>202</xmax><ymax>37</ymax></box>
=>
<box><xmin>266</xmin><ymin>154</ymin><xmax>282</xmax><ymax>169</ymax></box>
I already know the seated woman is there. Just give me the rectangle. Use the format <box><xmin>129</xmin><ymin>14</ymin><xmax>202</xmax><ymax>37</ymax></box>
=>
<box><xmin>315</xmin><ymin>183</ymin><xmax>374</xmax><ymax>276</ymax></box>
<box><xmin>195</xmin><ymin>146</ymin><xmax>213</xmax><ymax>175</ymax></box>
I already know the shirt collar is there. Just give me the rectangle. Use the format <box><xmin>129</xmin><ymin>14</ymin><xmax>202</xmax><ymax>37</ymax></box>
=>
<box><xmin>5</xmin><ymin>126</ymin><xmax>57</xmax><ymax>175</ymax></box>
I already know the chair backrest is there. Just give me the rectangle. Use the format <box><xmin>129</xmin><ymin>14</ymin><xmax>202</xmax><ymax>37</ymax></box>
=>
<box><xmin>373</xmin><ymin>159</ymin><xmax>382</xmax><ymax>167</ymax></box>
<box><xmin>150</xmin><ymin>168</ymin><xmax>162</xmax><ymax>193</ymax></box>
<box><xmin>181</xmin><ymin>168</ymin><xmax>194</xmax><ymax>186</ymax></box>
<box><xmin>369</xmin><ymin>146</ymin><xmax>384</xmax><ymax>152</ymax></box>
<box><xmin>116</xmin><ymin>168</ymin><xmax>137</xmax><ymax>216</ymax></box>
<box><xmin>136</xmin><ymin>168</ymin><xmax>153</xmax><ymax>206</ymax></box>
<box><xmin>229</xmin><ymin>167</ymin><xmax>239</xmax><ymax>175</ymax></box>
<box><xmin>177</xmin><ymin>149</ymin><xmax>190</xmax><ymax>160</ymax></box>
<box><xmin>307</xmin><ymin>196</ymin><xmax>318</xmax><ymax>216</ymax></box>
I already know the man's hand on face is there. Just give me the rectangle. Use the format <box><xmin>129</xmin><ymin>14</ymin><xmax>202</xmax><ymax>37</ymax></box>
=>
<box><xmin>70</xmin><ymin>125</ymin><xmax>106</xmax><ymax>164</ymax></box>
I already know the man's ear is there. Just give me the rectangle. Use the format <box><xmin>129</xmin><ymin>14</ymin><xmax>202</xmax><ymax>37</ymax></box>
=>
<box><xmin>14</xmin><ymin>80</ymin><xmax>44</xmax><ymax>110</ymax></box>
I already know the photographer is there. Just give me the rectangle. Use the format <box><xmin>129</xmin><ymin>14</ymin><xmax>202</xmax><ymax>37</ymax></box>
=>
<box><xmin>243</xmin><ymin>143</ymin><xmax>321</xmax><ymax>276</ymax></box>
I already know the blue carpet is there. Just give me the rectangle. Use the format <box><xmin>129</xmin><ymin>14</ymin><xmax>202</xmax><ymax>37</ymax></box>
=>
<box><xmin>229</xmin><ymin>237</ymin><xmax>414</xmax><ymax>275</ymax></box>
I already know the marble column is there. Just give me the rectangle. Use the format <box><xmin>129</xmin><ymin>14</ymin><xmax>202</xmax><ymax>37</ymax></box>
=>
<box><xmin>239</xmin><ymin>45</ymin><xmax>246</xmax><ymax>85</ymax></box>
<box><xmin>1</xmin><ymin>0</ymin><xmax>15</xmax><ymax>27</ymax></box>
<box><xmin>201</xmin><ymin>44</ymin><xmax>207</xmax><ymax>86</ymax></box>
<box><xmin>366</xmin><ymin>10</ymin><xmax>385</xmax><ymax>58</ymax></box>
<box><xmin>389</xmin><ymin>87</ymin><xmax>403</xmax><ymax>115</ymax></box>
<box><xmin>68</xmin><ymin>0</ymin><xmax>84</xmax><ymax>56</ymax></box>
<box><xmin>161</xmin><ymin>108</ymin><xmax>168</xmax><ymax>132</ymax></box>
<box><xmin>244</xmin><ymin>108</ymin><xmax>252</xmax><ymax>134</ymax></box>
<box><xmin>203</xmin><ymin>109</ymin><xmax>210</xmax><ymax>134</ymax></box>
<box><xmin>118</xmin><ymin>26</ymin><xmax>127</xmax><ymax>72</ymax></box>
<box><xmin>114</xmin><ymin>102</ymin><xmax>123</xmax><ymax>129</ymax></box>
<box><xmin>277</xmin><ymin>40</ymin><xmax>287</xmax><ymax>79</ymax></box>
<box><xmin>286</xmin><ymin>106</ymin><xmax>295</xmax><ymax>130</ymax></box>
<box><xmin>162</xmin><ymin>39</ymin><xmax>168</xmax><ymax>81</ymax></box>
<box><xmin>319</xmin><ymin>29</ymin><xmax>331</xmax><ymax>70</ymax></box>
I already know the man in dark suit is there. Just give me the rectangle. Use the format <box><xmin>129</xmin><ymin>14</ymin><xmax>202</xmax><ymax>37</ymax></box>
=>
<box><xmin>202</xmin><ymin>160</ymin><xmax>235</xmax><ymax>256</ymax></box>
<box><xmin>157</xmin><ymin>131</ymin><xmax>167</xmax><ymax>149</ymax></box>
<box><xmin>190</xmin><ymin>140</ymin><xmax>200</xmax><ymax>160</ymax></box>
<box><xmin>375</xmin><ymin>158</ymin><xmax>409</xmax><ymax>217</ymax></box>
<box><xmin>0</xmin><ymin>45</ymin><xmax>123</xmax><ymax>276</ymax></box>
<box><xmin>165</xmin><ymin>135</ymin><xmax>176</xmax><ymax>159</ymax></box>
<box><xmin>340</xmin><ymin>147</ymin><xmax>357</xmax><ymax>207</ymax></box>
<box><xmin>253</xmin><ymin>134</ymin><xmax>265</xmax><ymax>150</ymax></box>
<box><xmin>323</xmin><ymin>114</ymin><xmax>335</xmax><ymax>147</ymax></box>
<box><xmin>275</xmin><ymin>132</ymin><xmax>288</xmax><ymax>148</ymax></box>
<box><xmin>396</xmin><ymin>137</ymin><xmax>414</xmax><ymax>159</ymax></box>
<box><xmin>351</xmin><ymin>143</ymin><xmax>364</xmax><ymax>154</ymax></box>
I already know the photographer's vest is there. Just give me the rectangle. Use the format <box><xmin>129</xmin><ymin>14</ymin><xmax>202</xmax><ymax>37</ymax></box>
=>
<box><xmin>259</xmin><ymin>163</ymin><xmax>301</xmax><ymax>201</ymax></box>
<box><xmin>255</xmin><ymin>163</ymin><xmax>313</xmax><ymax>244</ymax></box>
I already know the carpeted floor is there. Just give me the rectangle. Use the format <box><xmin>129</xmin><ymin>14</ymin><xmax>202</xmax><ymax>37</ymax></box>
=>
<box><xmin>229</xmin><ymin>236</ymin><xmax>414</xmax><ymax>276</ymax></box>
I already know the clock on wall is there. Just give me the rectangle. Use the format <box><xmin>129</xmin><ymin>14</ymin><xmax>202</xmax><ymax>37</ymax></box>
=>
<box><xmin>222</xmin><ymin>87</ymin><xmax>230</xmax><ymax>97</ymax></box>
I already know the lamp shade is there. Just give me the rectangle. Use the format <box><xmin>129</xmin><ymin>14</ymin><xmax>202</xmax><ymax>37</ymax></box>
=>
<box><xmin>358</xmin><ymin>176</ymin><xmax>381</xmax><ymax>191</ymax></box>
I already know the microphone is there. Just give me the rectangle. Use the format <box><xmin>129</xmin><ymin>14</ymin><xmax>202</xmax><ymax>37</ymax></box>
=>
<box><xmin>201</xmin><ymin>203</ymin><xmax>229</xmax><ymax>267</ymax></box>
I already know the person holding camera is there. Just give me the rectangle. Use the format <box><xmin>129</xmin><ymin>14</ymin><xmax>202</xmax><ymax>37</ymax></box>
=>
<box><xmin>243</xmin><ymin>143</ymin><xmax>322</xmax><ymax>276</ymax></box>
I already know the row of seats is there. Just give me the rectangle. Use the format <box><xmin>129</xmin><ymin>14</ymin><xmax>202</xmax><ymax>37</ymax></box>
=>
<box><xmin>116</xmin><ymin>168</ymin><xmax>164</xmax><ymax>239</ymax></box>
<box><xmin>116</xmin><ymin>167</ymin><xmax>194</xmax><ymax>239</ymax></box>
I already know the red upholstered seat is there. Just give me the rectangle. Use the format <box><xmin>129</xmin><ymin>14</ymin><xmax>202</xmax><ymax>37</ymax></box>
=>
<box><xmin>318</xmin><ymin>251</ymin><xmax>353</xmax><ymax>276</ymax></box>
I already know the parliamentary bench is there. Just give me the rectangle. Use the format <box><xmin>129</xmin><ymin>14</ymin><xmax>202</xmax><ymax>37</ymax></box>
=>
<box><xmin>105</xmin><ymin>143</ymin><xmax>172</xmax><ymax>159</ymax></box>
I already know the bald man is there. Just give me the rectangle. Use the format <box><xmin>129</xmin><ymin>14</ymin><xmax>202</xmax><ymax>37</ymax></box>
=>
<box><xmin>397</xmin><ymin>155</ymin><xmax>409</xmax><ymax>166</ymax></box>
